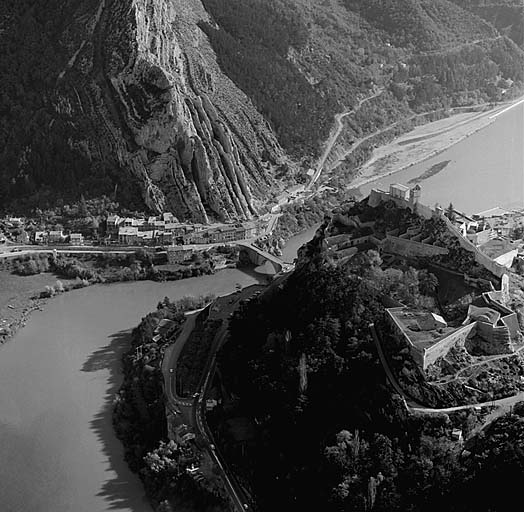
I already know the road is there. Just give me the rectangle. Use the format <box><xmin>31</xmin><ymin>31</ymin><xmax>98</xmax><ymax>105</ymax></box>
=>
<box><xmin>162</xmin><ymin>286</ymin><xmax>264</xmax><ymax>511</ymax></box>
<box><xmin>416</xmin><ymin>35</ymin><xmax>504</xmax><ymax>57</ymax></box>
<box><xmin>0</xmin><ymin>237</ymin><xmax>259</xmax><ymax>260</ymax></box>
<box><xmin>329</xmin><ymin>100</ymin><xmax>509</xmax><ymax>178</ymax></box>
<box><xmin>370</xmin><ymin>323</ymin><xmax>524</xmax><ymax>415</ymax></box>
<box><xmin>307</xmin><ymin>89</ymin><xmax>385</xmax><ymax>189</ymax></box>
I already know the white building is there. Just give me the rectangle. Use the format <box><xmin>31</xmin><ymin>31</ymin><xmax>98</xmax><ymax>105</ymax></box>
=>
<box><xmin>389</xmin><ymin>183</ymin><xmax>410</xmax><ymax>201</ymax></box>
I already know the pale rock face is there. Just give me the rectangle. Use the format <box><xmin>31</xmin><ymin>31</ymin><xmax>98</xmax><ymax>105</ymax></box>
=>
<box><xmin>53</xmin><ymin>0</ymin><xmax>285</xmax><ymax>221</ymax></box>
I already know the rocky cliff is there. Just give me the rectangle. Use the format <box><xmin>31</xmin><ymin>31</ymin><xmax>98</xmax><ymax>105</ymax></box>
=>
<box><xmin>0</xmin><ymin>0</ymin><xmax>285</xmax><ymax>221</ymax></box>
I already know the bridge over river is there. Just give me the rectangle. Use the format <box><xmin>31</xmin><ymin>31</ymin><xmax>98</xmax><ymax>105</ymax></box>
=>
<box><xmin>236</xmin><ymin>241</ymin><xmax>293</xmax><ymax>275</ymax></box>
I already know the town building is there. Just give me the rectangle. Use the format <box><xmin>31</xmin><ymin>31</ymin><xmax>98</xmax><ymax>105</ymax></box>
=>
<box><xmin>106</xmin><ymin>215</ymin><xmax>122</xmax><ymax>236</ymax></box>
<box><xmin>34</xmin><ymin>231</ymin><xmax>46</xmax><ymax>244</ymax></box>
<box><xmin>118</xmin><ymin>227</ymin><xmax>139</xmax><ymax>245</ymax></box>
<box><xmin>69</xmin><ymin>233</ymin><xmax>84</xmax><ymax>245</ymax></box>
<box><xmin>167</xmin><ymin>246</ymin><xmax>193</xmax><ymax>264</ymax></box>
<box><xmin>48</xmin><ymin>230</ymin><xmax>65</xmax><ymax>244</ymax></box>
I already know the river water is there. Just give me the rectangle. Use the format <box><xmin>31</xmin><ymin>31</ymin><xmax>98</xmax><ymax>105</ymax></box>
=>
<box><xmin>0</xmin><ymin>269</ymin><xmax>265</xmax><ymax>512</ymax></box>
<box><xmin>356</xmin><ymin>102</ymin><xmax>524</xmax><ymax>215</ymax></box>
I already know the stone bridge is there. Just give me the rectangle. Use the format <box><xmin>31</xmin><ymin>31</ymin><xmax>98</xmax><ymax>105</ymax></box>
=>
<box><xmin>236</xmin><ymin>242</ymin><xmax>292</xmax><ymax>275</ymax></box>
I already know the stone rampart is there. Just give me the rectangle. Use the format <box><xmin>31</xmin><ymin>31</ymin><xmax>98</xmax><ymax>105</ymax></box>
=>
<box><xmin>383</xmin><ymin>235</ymin><xmax>449</xmax><ymax>258</ymax></box>
<box><xmin>422</xmin><ymin>323</ymin><xmax>476</xmax><ymax>369</ymax></box>
<box><xmin>438</xmin><ymin>213</ymin><xmax>507</xmax><ymax>278</ymax></box>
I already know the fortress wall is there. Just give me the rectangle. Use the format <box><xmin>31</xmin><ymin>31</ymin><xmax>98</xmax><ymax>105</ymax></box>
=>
<box><xmin>475</xmin><ymin>321</ymin><xmax>513</xmax><ymax>354</ymax></box>
<box><xmin>385</xmin><ymin>308</ymin><xmax>425</xmax><ymax>368</ymax></box>
<box><xmin>439</xmin><ymin>213</ymin><xmax>507</xmax><ymax>278</ymax></box>
<box><xmin>383</xmin><ymin>235</ymin><xmax>449</xmax><ymax>258</ymax></box>
<box><xmin>423</xmin><ymin>323</ymin><xmax>477</xmax><ymax>369</ymax></box>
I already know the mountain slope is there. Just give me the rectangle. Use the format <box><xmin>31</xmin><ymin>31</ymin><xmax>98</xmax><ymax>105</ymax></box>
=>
<box><xmin>451</xmin><ymin>0</ymin><xmax>524</xmax><ymax>48</ymax></box>
<box><xmin>0</xmin><ymin>0</ymin><xmax>522</xmax><ymax>218</ymax></box>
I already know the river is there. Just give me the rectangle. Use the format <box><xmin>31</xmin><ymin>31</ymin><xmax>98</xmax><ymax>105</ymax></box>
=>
<box><xmin>0</xmin><ymin>269</ymin><xmax>267</xmax><ymax>512</ymax></box>
<box><xmin>280</xmin><ymin>224</ymin><xmax>321</xmax><ymax>263</ymax></box>
<box><xmin>356</xmin><ymin>102</ymin><xmax>524</xmax><ymax>215</ymax></box>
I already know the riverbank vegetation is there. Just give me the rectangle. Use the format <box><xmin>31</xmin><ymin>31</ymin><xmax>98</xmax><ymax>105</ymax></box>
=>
<box><xmin>8</xmin><ymin>249</ymin><xmax>216</xmax><ymax>285</ymax></box>
<box><xmin>113</xmin><ymin>295</ymin><xmax>226</xmax><ymax>511</ymax></box>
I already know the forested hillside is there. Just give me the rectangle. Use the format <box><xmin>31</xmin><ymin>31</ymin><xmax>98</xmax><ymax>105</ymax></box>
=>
<box><xmin>201</xmin><ymin>0</ymin><xmax>524</xmax><ymax>162</ymax></box>
<box><xmin>452</xmin><ymin>0</ymin><xmax>524</xmax><ymax>47</ymax></box>
<box><xmin>216</xmin><ymin>224</ymin><xmax>524</xmax><ymax>511</ymax></box>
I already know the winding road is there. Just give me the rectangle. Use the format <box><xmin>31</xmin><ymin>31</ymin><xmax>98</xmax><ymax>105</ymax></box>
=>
<box><xmin>162</xmin><ymin>286</ymin><xmax>265</xmax><ymax>512</ymax></box>
<box><xmin>307</xmin><ymin>89</ymin><xmax>385</xmax><ymax>189</ymax></box>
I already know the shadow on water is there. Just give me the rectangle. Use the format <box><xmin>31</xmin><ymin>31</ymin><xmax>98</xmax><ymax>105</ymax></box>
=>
<box><xmin>82</xmin><ymin>329</ymin><xmax>151</xmax><ymax>511</ymax></box>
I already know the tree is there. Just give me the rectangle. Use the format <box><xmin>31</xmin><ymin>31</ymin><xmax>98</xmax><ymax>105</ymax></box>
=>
<box><xmin>419</xmin><ymin>270</ymin><xmax>439</xmax><ymax>296</ymax></box>
<box><xmin>79</xmin><ymin>195</ymin><xmax>88</xmax><ymax>217</ymax></box>
<box><xmin>446</xmin><ymin>203</ymin><xmax>456</xmax><ymax>222</ymax></box>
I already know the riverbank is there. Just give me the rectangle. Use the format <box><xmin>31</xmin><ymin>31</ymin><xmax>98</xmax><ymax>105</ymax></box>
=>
<box><xmin>0</xmin><ymin>270</ymin><xmax>267</xmax><ymax>512</ymax></box>
<box><xmin>0</xmin><ymin>271</ymin><xmax>78</xmax><ymax>345</ymax></box>
<box><xmin>348</xmin><ymin>97</ymin><xmax>524</xmax><ymax>192</ymax></box>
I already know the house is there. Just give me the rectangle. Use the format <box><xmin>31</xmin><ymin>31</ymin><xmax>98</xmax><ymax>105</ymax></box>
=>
<box><xmin>241</xmin><ymin>221</ymin><xmax>257</xmax><ymax>239</ymax></box>
<box><xmin>7</xmin><ymin>217</ymin><xmax>23</xmax><ymax>227</ymax></box>
<box><xmin>163</xmin><ymin>212</ymin><xmax>176</xmax><ymax>223</ymax></box>
<box><xmin>167</xmin><ymin>246</ymin><xmax>192</xmax><ymax>264</ymax></box>
<box><xmin>118</xmin><ymin>226</ymin><xmax>139</xmax><ymax>245</ymax></box>
<box><xmin>460</xmin><ymin>220</ymin><xmax>494</xmax><ymax>246</ymax></box>
<box><xmin>69</xmin><ymin>233</ymin><xmax>84</xmax><ymax>245</ymax></box>
<box><xmin>451</xmin><ymin>429</ymin><xmax>463</xmax><ymax>442</ymax></box>
<box><xmin>389</xmin><ymin>183</ymin><xmax>410</xmax><ymax>201</ymax></box>
<box><xmin>48</xmin><ymin>230</ymin><xmax>65</xmax><ymax>244</ymax></box>
<box><xmin>164</xmin><ymin>223</ymin><xmax>188</xmax><ymax>237</ymax></box>
<box><xmin>106</xmin><ymin>215</ymin><xmax>122</xmax><ymax>236</ymax></box>
<box><xmin>34</xmin><ymin>231</ymin><xmax>46</xmax><ymax>244</ymax></box>
<box><xmin>137</xmin><ymin>230</ymin><xmax>156</xmax><ymax>245</ymax></box>
<box><xmin>157</xmin><ymin>231</ymin><xmax>173</xmax><ymax>245</ymax></box>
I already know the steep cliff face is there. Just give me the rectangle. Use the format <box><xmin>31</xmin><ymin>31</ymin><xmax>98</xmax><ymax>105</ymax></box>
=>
<box><xmin>1</xmin><ymin>0</ymin><xmax>284</xmax><ymax>221</ymax></box>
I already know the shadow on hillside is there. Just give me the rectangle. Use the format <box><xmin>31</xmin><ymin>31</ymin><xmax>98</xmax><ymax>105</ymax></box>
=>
<box><xmin>82</xmin><ymin>329</ymin><xmax>151</xmax><ymax>511</ymax></box>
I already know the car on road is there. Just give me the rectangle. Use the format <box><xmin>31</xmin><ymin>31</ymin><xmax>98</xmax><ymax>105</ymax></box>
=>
<box><xmin>169</xmin><ymin>368</ymin><xmax>174</xmax><ymax>373</ymax></box>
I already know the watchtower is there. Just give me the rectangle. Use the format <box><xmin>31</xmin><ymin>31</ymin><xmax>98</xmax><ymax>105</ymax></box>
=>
<box><xmin>409</xmin><ymin>184</ymin><xmax>421</xmax><ymax>205</ymax></box>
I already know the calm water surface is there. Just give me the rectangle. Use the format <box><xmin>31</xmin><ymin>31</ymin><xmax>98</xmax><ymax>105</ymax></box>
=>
<box><xmin>0</xmin><ymin>269</ymin><xmax>265</xmax><ymax>512</ymax></box>
<box><xmin>357</xmin><ymin>102</ymin><xmax>524</xmax><ymax>214</ymax></box>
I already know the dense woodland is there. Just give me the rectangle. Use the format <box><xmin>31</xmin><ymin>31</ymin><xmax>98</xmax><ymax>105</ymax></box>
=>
<box><xmin>201</xmin><ymin>0</ymin><xmax>524</xmax><ymax>162</ymax></box>
<box><xmin>217</xmin><ymin>228</ymin><xmax>524</xmax><ymax>511</ymax></box>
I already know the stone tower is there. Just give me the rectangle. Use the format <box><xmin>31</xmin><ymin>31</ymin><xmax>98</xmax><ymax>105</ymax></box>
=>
<box><xmin>410</xmin><ymin>184</ymin><xmax>421</xmax><ymax>204</ymax></box>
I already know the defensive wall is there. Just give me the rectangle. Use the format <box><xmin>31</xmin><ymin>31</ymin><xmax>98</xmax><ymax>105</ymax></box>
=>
<box><xmin>385</xmin><ymin>307</ymin><xmax>477</xmax><ymax>369</ymax></box>
<box><xmin>369</xmin><ymin>187</ymin><xmax>508</xmax><ymax>279</ymax></box>
<box><xmin>423</xmin><ymin>323</ymin><xmax>476</xmax><ymax>368</ymax></box>
<box><xmin>382</xmin><ymin>235</ymin><xmax>449</xmax><ymax>258</ymax></box>
<box><xmin>387</xmin><ymin>284</ymin><xmax>521</xmax><ymax>370</ymax></box>
<box><xmin>438</xmin><ymin>213</ymin><xmax>508</xmax><ymax>278</ymax></box>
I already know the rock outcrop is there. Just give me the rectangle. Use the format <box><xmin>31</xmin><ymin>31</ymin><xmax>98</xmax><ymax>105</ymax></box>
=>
<box><xmin>9</xmin><ymin>0</ymin><xmax>285</xmax><ymax>221</ymax></box>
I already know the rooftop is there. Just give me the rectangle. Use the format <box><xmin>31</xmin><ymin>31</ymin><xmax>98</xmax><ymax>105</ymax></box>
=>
<box><xmin>388</xmin><ymin>308</ymin><xmax>456</xmax><ymax>351</ymax></box>
<box><xmin>479</xmin><ymin>238</ymin><xmax>517</xmax><ymax>259</ymax></box>
<box><xmin>390</xmin><ymin>183</ymin><xmax>410</xmax><ymax>192</ymax></box>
